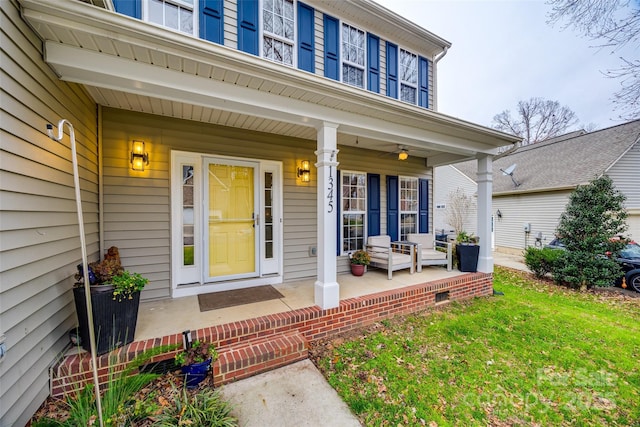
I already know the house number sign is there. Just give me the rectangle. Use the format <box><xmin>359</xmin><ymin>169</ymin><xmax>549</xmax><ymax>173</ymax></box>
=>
<box><xmin>327</xmin><ymin>166</ymin><xmax>334</xmax><ymax>213</ymax></box>
<box><xmin>327</xmin><ymin>151</ymin><xmax>336</xmax><ymax>213</ymax></box>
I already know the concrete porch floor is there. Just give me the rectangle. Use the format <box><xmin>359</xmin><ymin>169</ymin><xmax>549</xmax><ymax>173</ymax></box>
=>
<box><xmin>135</xmin><ymin>266</ymin><xmax>463</xmax><ymax>341</ymax></box>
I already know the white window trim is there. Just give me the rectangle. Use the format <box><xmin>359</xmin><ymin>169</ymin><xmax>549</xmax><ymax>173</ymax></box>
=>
<box><xmin>340</xmin><ymin>170</ymin><xmax>367</xmax><ymax>255</ymax></box>
<box><xmin>399</xmin><ymin>175</ymin><xmax>419</xmax><ymax>240</ymax></box>
<box><xmin>260</xmin><ymin>0</ymin><xmax>298</xmax><ymax>67</ymax></box>
<box><xmin>399</xmin><ymin>47</ymin><xmax>418</xmax><ymax>105</ymax></box>
<box><xmin>340</xmin><ymin>21</ymin><xmax>367</xmax><ymax>89</ymax></box>
<box><xmin>142</xmin><ymin>0</ymin><xmax>199</xmax><ymax>36</ymax></box>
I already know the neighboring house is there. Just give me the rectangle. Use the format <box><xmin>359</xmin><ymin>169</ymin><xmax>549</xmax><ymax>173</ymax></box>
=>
<box><xmin>435</xmin><ymin>122</ymin><xmax>640</xmax><ymax>255</ymax></box>
<box><xmin>1</xmin><ymin>0</ymin><xmax>518</xmax><ymax>424</ymax></box>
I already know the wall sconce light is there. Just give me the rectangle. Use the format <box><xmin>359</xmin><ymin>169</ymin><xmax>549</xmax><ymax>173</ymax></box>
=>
<box><xmin>130</xmin><ymin>140</ymin><xmax>149</xmax><ymax>171</ymax></box>
<box><xmin>398</xmin><ymin>149</ymin><xmax>409</xmax><ymax>161</ymax></box>
<box><xmin>297</xmin><ymin>160</ymin><xmax>310</xmax><ymax>182</ymax></box>
<box><xmin>496</xmin><ymin>209</ymin><xmax>502</xmax><ymax>219</ymax></box>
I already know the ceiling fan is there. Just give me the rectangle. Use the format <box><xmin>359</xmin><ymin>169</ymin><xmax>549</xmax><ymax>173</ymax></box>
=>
<box><xmin>380</xmin><ymin>144</ymin><xmax>410</xmax><ymax>160</ymax></box>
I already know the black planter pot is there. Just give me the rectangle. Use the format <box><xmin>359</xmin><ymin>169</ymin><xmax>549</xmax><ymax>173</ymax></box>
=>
<box><xmin>456</xmin><ymin>244</ymin><xmax>480</xmax><ymax>272</ymax></box>
<box><xmin>73</xmin><ymin>285</ymin><xmax>141</xmax><ymax>355</ymax></box>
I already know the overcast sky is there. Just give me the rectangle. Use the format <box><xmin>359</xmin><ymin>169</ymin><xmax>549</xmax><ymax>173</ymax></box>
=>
<box><xmin>375</xmin><ymin>0</ymin><xmax>637</xmax><ymax>131</ymax></box>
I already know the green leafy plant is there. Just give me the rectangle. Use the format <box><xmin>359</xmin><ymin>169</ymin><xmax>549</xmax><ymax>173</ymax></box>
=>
<box><xmin>349</xmin><ymin>250</ymin><xmax>371</xmax><ymax>266</ymax></box>
<box><xmin>33</xmin><ymin>345</ymin><xmax>177</xmax><ymax>426</ymax></box>
<box><xmin>155</xmin><ymin>386</ymin><xmax>237</xmax><ymax>427</ymax></box>
<box><xmin>456</xmin><ymin>231</ymin><xmax>479</xmax><ymax>244</ymax></box>
<box><xmin>110</xmin><ymin>270</ymin><xmax>148</xmax><ymax>301</ymax></box>
<box><xmin>523</xmin><ymin>246</ymin><xmax>563</xmax><ymax>278</ymax></box>
<box><xmin>175</xmin><ymin>340</ymin><xmax>218</xmax><ymax>366</ymax></box>
<box><xmin>552</xmin><ymin>175</ymin><xmax>627</xmax><ymax>290</ymax></box>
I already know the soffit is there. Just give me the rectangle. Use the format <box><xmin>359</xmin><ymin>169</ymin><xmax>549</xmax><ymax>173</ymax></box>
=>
<box><xmin>20</xmin><ymin>0</ymin><xmax>518</xmax><ymax>164</ymax></box>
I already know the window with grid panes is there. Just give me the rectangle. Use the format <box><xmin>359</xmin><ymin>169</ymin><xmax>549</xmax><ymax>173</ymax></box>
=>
<box><xmin>399</xmin><ymin>177</ymin><xmax>418</xmax><ymax>240</ymax></box>
<box><xmin>400</xmin><ymin>48</ymin><xmax>418</xmax><ymax>104</ymax></box>
<box><xmin>263</xmin><ymin>0</ymin><xmax>295</xmax><ymax>66</ymax></box>
<box><xmin>147</xmin><ymin>0</ymin><xmax>195</xmax><ymax>34</ymax></box>
<box><xmin>342</xmin><ymin>23</ymin><xmax>365</xmax><ymax>88</ymax></box>
<box><xmin>342</xmin><ymin>171</ymin><xmax>367</xmax><ymax>253</ymax></box>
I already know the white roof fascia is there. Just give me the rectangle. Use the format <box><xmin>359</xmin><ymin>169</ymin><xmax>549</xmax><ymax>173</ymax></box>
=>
<box><xmin>22</xmin><ymin>0</ymin><xmax>519</xmax><ymax>154</ymax></box>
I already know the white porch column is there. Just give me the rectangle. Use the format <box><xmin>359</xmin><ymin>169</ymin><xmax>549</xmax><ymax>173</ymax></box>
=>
<box><xmin>314</xmin><ymin>122</ymin><xmax>340</xmax><ymax>309</ymax></box>
<box><xmin>476</xmin><ymin>155</ymin><xmax>494</xmax><ymax>273</ymax></box>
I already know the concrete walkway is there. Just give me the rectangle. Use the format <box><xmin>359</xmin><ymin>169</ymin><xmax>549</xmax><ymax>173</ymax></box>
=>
<box><xmin>219</xmin><ymin>253</ymin><xmax>529</xmax><ymax>427</ymax></box>
<box><xmin>492</xmin><ymin>251</ymin><xmax>529</xmax><ymax>272</ymax></box>
<box><xmin>219</xmin><ymin>359</ymin><xmax>362</xmax><ymax>427</ymax></box>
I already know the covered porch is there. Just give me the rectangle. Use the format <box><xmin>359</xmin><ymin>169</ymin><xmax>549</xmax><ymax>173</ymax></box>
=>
<box><xmin>51</xmin><ymin>267</ymin><xmax>492</xmax><ymax>397</ymax></box>
<box><xmin>135</xmin><ymin>266</ymin><xmax>463</xmax><ymax>341</ymax></box>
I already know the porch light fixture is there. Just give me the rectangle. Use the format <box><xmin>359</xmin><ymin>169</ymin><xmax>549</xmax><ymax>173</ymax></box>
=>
<box><xmin>130</xmin><ymin>140</ymin><xmax>149</xmax><ymax>171</ymax></box>
<box><xmin>398</xmin><ymin>149</ymin><xmax>409</xmax><ymax>161</ymax></box>
<box><xmin>297</xmin><ymin>160</ymin><xmax>310</xmax><ymax>182</ymax></box>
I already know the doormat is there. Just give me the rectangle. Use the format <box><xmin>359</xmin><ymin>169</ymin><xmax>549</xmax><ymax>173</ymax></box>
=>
<box><xmin>197</xmin><ymin>285</ymin><xmax>284</xmax><ymax>312</ymax></box>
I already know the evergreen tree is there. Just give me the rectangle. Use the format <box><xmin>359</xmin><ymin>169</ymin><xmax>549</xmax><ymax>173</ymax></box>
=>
<box><xmin>553</xmin><ymin>175</ymin><xmax>628</xmax><ymax>290</ymax></box>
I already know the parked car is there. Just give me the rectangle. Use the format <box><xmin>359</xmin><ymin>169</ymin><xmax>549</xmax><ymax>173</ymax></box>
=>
<box><xmin>544</xmin><ymin>238</ymin><xmax>640</xmax><ymax>293</ymax></box>
<box><xmin>614</xmin><ymin>242</ymin><xmax>640</xmax><ymax>293</ymax></box>
<box><xmin>544</xmin><ymin>238</ymin><xmax>566</xmax><ymax>251</ymax></box>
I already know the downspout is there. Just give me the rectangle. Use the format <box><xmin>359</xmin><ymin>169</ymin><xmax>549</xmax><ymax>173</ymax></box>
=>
<box><xmin>432</xmin><ymin>47</ymin><xmax>448</xmax><ymax>111</ymax></box>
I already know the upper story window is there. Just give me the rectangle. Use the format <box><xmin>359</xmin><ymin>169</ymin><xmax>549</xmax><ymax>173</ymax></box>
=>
<box><xmin>341</xmin><ymin>23</ymin><xmax>365</xmax><ymax>88</ymax></box>
<box><xmin>147</xmin><ymin>0</ymin><xmax>195</xmax><ymax>34</ymax></box>
<box><xmin>263</xmin><ymin>0</ymin><xmax>295</xmax><ymax>66</ymax></box>
<box><xmin>400</xmin><ymin>49</ymin><xmax>418</xmax><ymax>104</ymax></box>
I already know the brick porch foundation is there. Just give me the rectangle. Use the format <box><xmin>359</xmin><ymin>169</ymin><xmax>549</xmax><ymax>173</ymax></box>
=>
<box><xmin>50</xmin><ymin>272</ymin><xmax>492</xmax><ymax>397</ymax></box>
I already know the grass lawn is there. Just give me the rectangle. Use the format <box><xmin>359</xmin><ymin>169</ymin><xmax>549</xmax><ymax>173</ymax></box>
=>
<box><xmin>311</xmin><ymin>267</ymin><xmax>640</xmax><ymax>426</ymax></box>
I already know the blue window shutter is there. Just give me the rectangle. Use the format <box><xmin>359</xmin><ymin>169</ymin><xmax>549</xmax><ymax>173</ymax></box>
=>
<box><xmin>298</xmin><ymin>2</ymin><xmax>315</xmax><ymax>73</ymax></box>
<box><xmin>113</xmin><ymin>0</ymin><xmax>141</xmax><ymax>19</ymax></box>
<box><xmin>419</xmin><ymin>179</ymin><xmax>429</xmax><ymax>233</ymax></box>
<box><xmin>386</xmin><ymin>42</ymin><xmax>398</xmax><ymax>98</ymax></box>
<box><xmin>336</xmin><ymin>170</ymin><xmax>341</xmax><ymax>255</ymax></box>
<box><xmin>200</xmin><ymin>0</ymin><xmax>223</xmax><ymax>44</ymax></box>
<box><xmin>386</xmin><ymin>175</ymin><xmax>399</xmax><ymax>241</ymax></box>
<box><xmin>238</xmin><ymin>0</ymin><xmax>259</xmax><ymax>55</ymax></box>
<box><xmin>323</xmin><ymin>14</ymin><xmax>339</xmax><ymax>80</ymax></box>
<box><xmin>418</xmin><ymin>56</ymin><xmax>429</xmax><ymax>108</ymax></box>
<box><xmin>367</xmin><ymin>33</ymin><xmax>380</xmax><ymax>93</ymax></box>
<box><xmin>367</xmin><ymin>174</ymin><xmax>380</xmax><ymax>236</ymax></box>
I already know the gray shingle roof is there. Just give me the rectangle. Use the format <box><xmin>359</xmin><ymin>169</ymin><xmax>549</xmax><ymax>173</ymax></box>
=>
<box><xmin>453</xmin><ymin>120</ymin><xmax>640</xmax><ymax>194</ymax></box>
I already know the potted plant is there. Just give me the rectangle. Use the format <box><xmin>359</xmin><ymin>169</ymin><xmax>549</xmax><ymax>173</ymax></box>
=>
<box><xmin>455</xmin><ymin>231</ymin><xmax>480</xmax><ymax>272</ymax></box>
<box><xmin>349</xmin><ymin>249</ymin><xmax>370</xmax><ymax>276</ymax></box>
<box><xmin>175</xmin><ymin>340</ymin><xmax>219</xmax><ymax>388</ymax></box>
<box><xmin>73</xmin><ymin>246</ymin><xmax>148</xmax><ymax>354</ymax></box>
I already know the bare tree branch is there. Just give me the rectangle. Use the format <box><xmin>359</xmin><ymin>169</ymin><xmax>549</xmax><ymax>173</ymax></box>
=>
<box><xmin>444</xmin><ymin>188</ymin><xmax>474</xmax><ymax>235</ymax></box>
<box><xmin>548</xmin><ymin>0</ymin><xmax>640</xmax><ymax>119</ymax></box>
<box><xmin>492</xmin><ymin>97</ymin><xmax>579</xmax><ymax>144</ymax></box>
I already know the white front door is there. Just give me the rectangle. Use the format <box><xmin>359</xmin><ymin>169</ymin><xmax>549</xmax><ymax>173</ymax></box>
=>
<box><xmin>171</xmin><ymin>151</ymin><xmax>282</xmax><ymax>296</ymax></box>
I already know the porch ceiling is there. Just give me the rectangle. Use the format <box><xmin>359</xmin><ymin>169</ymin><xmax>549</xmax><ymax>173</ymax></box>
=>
<box><xmin>21</xmin><ymin>0</ymin><xmax>520</xmax><ymax>167</ymax></box>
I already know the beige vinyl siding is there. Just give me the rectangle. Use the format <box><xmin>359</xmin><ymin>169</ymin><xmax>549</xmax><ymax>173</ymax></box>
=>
<box><xmin>101</xmin><ymin>108</ymin><xmax>321</xmax><ymax>295</ymax></box>
<box><xmin>101</xmin><ymin>108</ymin><xmax>433</xmax><ymax>286</ymax></box>
<box><xmin>314</xmin><ymin>9</ymin><xmax>324</xmax><ymax>77</ymax></box>
<box><xmin>224</xmin><ymin>0</ymin><xmax>238</xmax><ymax>49</ymax></box>
<box><xmin>493</xmin><ymin>191</ymin><xmax>571</xmax><ymax>253</ymax></box>
<box><xmin>433</xmin><ymin>165</ymin><xmax>477</xmax><ymax>235</ymax></box>
<box><xmin>608</xmin><ymin>142</ymin><xmax>640</xmax><ymax>241</ymax></box>
<box><xmin>380</xmin><ymin>39</ymin><xmax>387</xmax><ymax>96</ymax></box>
<box><xmin>0</xmin><ymin>1</ymin><xmax>99</xmax><ymax>425</ymax></box>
